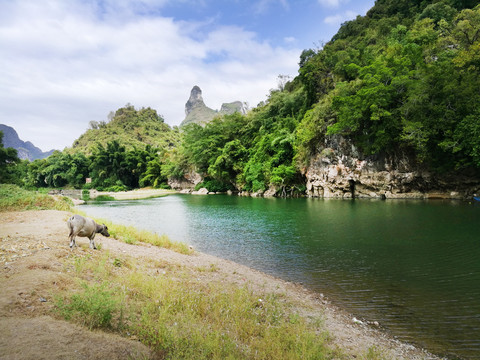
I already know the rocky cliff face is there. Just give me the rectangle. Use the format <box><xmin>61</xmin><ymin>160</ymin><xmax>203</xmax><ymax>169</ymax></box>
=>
<box><xmin>220</xmin><ymin>101</ymin><xmax>248</xmax><ymax>115</ymax></box>
<box><xmin>305</xmin><ymin>136</ymin><xmax>480</xmax><ymax>200</ymax></box>
<box><xmin>180</xmin><ymin>86</ymin><xmax>248</xmax><ymax>127</ymax></box>
<box><xmin>168</xmin><ymin>170</ymin><xmax>202</xmax><ymax>190</ymax></box>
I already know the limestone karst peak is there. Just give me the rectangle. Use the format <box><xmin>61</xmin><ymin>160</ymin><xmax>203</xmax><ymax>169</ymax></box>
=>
<box><xmin>185</xmin><ymin>85</ymin><xmax>206</xmax><ymax>116</ymax></box>
<box><xmin>181</xmin><ymin>86</ymin><xmax>248</xmax><ymax>127</ymax></box>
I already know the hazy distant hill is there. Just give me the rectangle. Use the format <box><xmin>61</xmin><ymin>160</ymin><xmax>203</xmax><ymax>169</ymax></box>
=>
<box><xmin>0</xmin><ymin>124</ymin><xmax>55</xmax><ymax>161</ymax></box>
<box><xmin>180</xmin><ymin>86</ymin><xmax>248</xmax><ymax>126</ymax></box>
<box><xmin>67</xmin><ymin>105</ymin><xmax>179</xmax><ymax>154</ymax></box>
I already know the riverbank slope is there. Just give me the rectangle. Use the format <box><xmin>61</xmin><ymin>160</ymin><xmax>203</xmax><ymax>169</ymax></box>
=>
<box><xmin>0</xmin><ymin>210</ymin><xmax>439</xmax><ymax>359</ymax></box>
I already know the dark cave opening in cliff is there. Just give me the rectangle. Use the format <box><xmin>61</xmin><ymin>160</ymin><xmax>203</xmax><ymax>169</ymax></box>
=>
<box><xmin>349</xmin><ymin>179</ymin><xmax>356</xmax><ymax>199</ymax></box>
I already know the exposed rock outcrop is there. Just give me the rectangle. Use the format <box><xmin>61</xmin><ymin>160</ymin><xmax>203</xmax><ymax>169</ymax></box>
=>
<box><xmin>180</xmin><ymin>86</ymin><xmax>248</xmax><ymax>127</ymax></box>
<box><xmin>220</xmin><ymin>101</ymin><xmax>248</xmax><ymax>115</ymax></box>
<box><xmin>304</xmin><ymin>136</ymin><xmax>480</xmax><ymax>200</ymax></box>
<box><xmin>168</xmin><ymin>170</ymin><xmax>202</xmax><ymax>191</ymax></box>
<box><xmin>185</xmin><ymin>85</ymin><xmax>204</xmax><ymax>116</ymax></box>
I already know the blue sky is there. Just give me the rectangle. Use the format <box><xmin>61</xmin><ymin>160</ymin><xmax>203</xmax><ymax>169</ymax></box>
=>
<box><xmin>0</xmin><ymin>0</ymin><xmax>375</xmax><ymax>151</ymax></box>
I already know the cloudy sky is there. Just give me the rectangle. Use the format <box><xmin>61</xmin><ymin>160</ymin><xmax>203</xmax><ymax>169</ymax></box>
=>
<box><xmin>0</xmin><ymin>0</ymin><xmax>375</xmax><ymax>151</ymax></box>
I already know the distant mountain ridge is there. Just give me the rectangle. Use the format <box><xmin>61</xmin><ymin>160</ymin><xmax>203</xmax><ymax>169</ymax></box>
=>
<box><xmin>0</xmin><ymin>124</ymin><xmax>55</xmax><ymax>160</ymax></box>
<box><xmin>180</xmin><ymin>86</ymin><xmax>248</xmax><ymax>126</ymax></box>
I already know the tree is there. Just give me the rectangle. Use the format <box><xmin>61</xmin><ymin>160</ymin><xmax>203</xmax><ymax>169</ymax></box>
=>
<box><xmin>66</xmin><ymin>152</ymin><xmax>90</xmax><ymax>188</ymax></box>
<box><xmin>24</xmin><ymin>159</ymin><xmax>48</xmax><ymax>188</ymax></box>
<box><xmin>271</xmin><ymin>164</ymin><xmax>296</xmax><ymax>197</ymax></box>
<box><xmin>0</xmin><ymin>131</ymin><xmax>21</xmax><ymax>184</ymax></box>
<box><xmin>140</xmin><ymin>158</ymin><xmax>167</xmax><ymax>188</ymax></box>
<box><xmin>42</xmin><ymin>151</ymin><xmax>70</xmax><ymax>188</ymax></box>
<box><xmin>208</xmin><ymin>139</ymin><xmax>247</xmax><ymax>187</ymax></box>
<box><xmin>89</xmin><ymin>141</ymin><xmax>127</xmax><ymax>190</ymax></box>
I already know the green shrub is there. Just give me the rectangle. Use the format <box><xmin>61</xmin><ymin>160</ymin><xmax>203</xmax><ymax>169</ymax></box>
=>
<box><xmin>81</xmin><ymin>189</ymin><xmax>90</xmax><ymax>201</ymax></box>
<box><xmin>93</xmin><ymin>195</ymin><xmax>115</xmax><ymax>201</ymax></box>
<box><xmin>195</xmin><ymin>178</ymin><xmax>233</xmax><ymax>192</ymax></box>
<box><xmin>105</xmin><ymin>184</ymin><xmax>128</xmax><ymax>192</ymax></box>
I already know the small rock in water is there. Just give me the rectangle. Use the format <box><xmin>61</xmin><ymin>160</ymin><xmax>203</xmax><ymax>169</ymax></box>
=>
<box><xmin>352</xmin><ymin>317</ymin><xmax>364</xmax><ymax>325</ymax></box>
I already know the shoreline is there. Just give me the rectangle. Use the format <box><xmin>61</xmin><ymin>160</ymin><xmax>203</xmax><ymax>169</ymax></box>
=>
<box><xmin>0</xmin><ymin>209</ymin><xmax>442</xmax><ymax>359</ymax></box>
<box><xmin>91</xmin><ymin>188</ymin><xmax>176</xmax><ymax>200</ymax></box>
<box><xmin>61</xmin><ymin>186</ymin><xmax>476</xmax><ymax>205</ymax></box>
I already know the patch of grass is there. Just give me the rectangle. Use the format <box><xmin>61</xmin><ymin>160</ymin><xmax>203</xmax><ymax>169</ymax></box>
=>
<box><xmin>55</xmin><ymin>280</ymin><xmax>124</xmax><ymax>330</ymax></box>
<box><xmin>0</xmin><ymin>184</ymin><xmax>73</xmax><ymax>212</ymax></box>
<box><xmin>362</xmin><ymin>346</ymin><xmax>390</xmax><ymax>360</ymax></box>
<box><xmin>91</xmin><ymin>217</ymin><xmax>191</xmax><ymax>254</ymax></box>
<box><xmin>70</xmin><ymin>209</ymin><xmax>191</xmax><ymax>254</ymax></box>
<box><xmin>55</xmin><ymin>252</ymin><xmax>339</xmax><ymax>360</ymax></box>
<box><xmin>113</xmin><ymin>258</ymin><xmax>123</xmax><ymax>267</ymax></box>
<box><xmin>81</xmin><ymin>189</ymin><xmax>90</xmax><ymax>201</ymax></box>
<box><xmin>197</xmin><ymin>263</ymin><xmax>219</xmax><ymax>272</ymax></box>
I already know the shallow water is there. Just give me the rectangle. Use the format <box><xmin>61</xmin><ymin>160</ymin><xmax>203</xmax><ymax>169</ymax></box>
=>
<box><xmin>82</xmin><ymin>195</ymin><xmax>480</xmax><ymax>359</ymax></box>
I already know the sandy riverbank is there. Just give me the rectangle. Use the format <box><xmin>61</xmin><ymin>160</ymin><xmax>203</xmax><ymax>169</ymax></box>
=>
<box><xmin>0</xmin><ymin>210</ymin><xmax>440</xmax><ymax>359</ymax></box>
<box><xmin>92</xmin><ymin>188</ymin><xmax>176</xmax><ymax>200</ymax></box>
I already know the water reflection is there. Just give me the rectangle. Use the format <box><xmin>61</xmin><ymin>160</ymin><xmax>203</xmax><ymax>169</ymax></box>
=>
<box><xmin>82</xmin><ymin>195</ymin><xmax>480</xmax><ymax>359</ymax></box>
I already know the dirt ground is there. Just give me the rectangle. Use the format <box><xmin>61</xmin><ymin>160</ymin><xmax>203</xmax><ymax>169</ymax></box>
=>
<box><xmin>0</xmin><ymin>210</ymin><xmax>441</xmax><ymax>359</ymax></box>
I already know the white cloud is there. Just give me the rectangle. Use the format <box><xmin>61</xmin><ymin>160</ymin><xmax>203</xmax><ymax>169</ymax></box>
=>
<box><xmin>0</xmin><ymin>0</ymin><xmax>300</xmax><ymax>151</ymax></box>
<box><xmin>324</xmin><ymin>10</ymin><xmax>357</xmax><ymax>26</ymax></box>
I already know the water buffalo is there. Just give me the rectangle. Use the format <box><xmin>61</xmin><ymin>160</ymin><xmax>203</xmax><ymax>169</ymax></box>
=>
<box><xmin>67</xmin><ymin>214</ymin><xmax>110</xmax><ymax>249</ymax></box>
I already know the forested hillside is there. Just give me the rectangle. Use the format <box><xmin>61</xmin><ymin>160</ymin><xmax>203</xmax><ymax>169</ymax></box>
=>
<box><xmin>69</xmin><ymin>105</ymin><xmax>179</xmax><ymax>154</ymax></box>
<box><xmin>296</xmin><ymin>0</ymin><xmax>480</xmax><ymax>172</ymax></box>
<box><xmin>13</xmin><ymin>106</ymin><xmax>180</xmax><ymax>191</ymax></box>
<box><xmin>175</xmin><ymin>0</ymin><xmax>480</xmax><ymax>195</ymax></box>
<box><xmin>2</xmin><ymin>0</ymin><xmax>480</xmax><ymax>197</ymax></box>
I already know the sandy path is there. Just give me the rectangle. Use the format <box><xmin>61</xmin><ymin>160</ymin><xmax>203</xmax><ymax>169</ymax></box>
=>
<box><xmin>0</xmin><ymin>210</ymin><xmax>440</xmax><ymax>359</ymax></box>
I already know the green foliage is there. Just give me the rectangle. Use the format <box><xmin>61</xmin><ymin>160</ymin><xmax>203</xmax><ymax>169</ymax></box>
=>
<box><xmin>140</xmin><ymin>158</ymin><xmax>167</xmax><ymax>188</ymax></box>
<box><xmin>419</xmin><ymin>2</ymin><xmax>457</xmax><ymax>23</ymax></box>
<box><xmin>179</xmin><ymin>89</ymin><xmax>307</xmax><ymax>193</ymax></box>
<box><xmin>93</xmin><ymin>195</ymin><xmax>116</xmax><ymax>201</ymax></box>
<box><xmin>7</xmin><ymin>2</ymin><xmax>480</xmax><ymax>192</ymax></box>
<box><xmin>69</xmin><ymin>104</ymin><xmax>177</xmax><ymax>154</ymax></box>
<box><xmin>24</xmin><ymin>151</ymin><xmax>90</xmax><ymax>189</ymax></box>
<box><xmin>208</xmin><ymin>139</ymin><xmax>248</xmax><ymax>187</ymax></box>
<box><xmin>23</xmin><ymin>140</ymin><xmax>169</xmax><ymax>191</ymax></box>
<box><xmin>0</xmin><ymin>131</ymin><xmax>21</xmax><ymax>184</ymax></box>
<box><xmin>295</xmin><ymin>97</ymin><xmax>332</xmax><ymax>167</ymax></box>
<box><xmin>300</xmin><ymin>2</ymin><xmax>480</xmax><ymax>171</ymax></box>
<box><xmin>12</xmin><ymin>104</ymin><xmax>179</xmax><ymax>191</ymax></box>
<box><xmin>81</xmin><ymin>189</ymin><xmax>90</xmax><ymax>201</ymax></box>
<box><xmin>440</xmin><ymin>110</ymin><xmax>480</xmax><ymax>168</ymax></box>
<box><xmin>0</xmin><ymin>184</ymin><xmax>72</xmax><ymax>212</ymax></box>
<box><xmin>92</xmin><ymin>216</ymin><xmax>191</xmax><ymax>254</ymax></box>
<box><xmin>56</xmin><ymin>252</ymin><xmax>335</xmax><ymax>360</ymax></box>
<box><xmin>195</xmin><ymin>178</ymin><xmax>233</xmax><ymax>193</ymax></box>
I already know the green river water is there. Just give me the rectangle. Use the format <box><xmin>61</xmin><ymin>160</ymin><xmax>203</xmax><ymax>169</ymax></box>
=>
<box><xmin>82</xmin><ymin>195</ymin><xmax>480</xmax><ymax>359</ymax></box>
